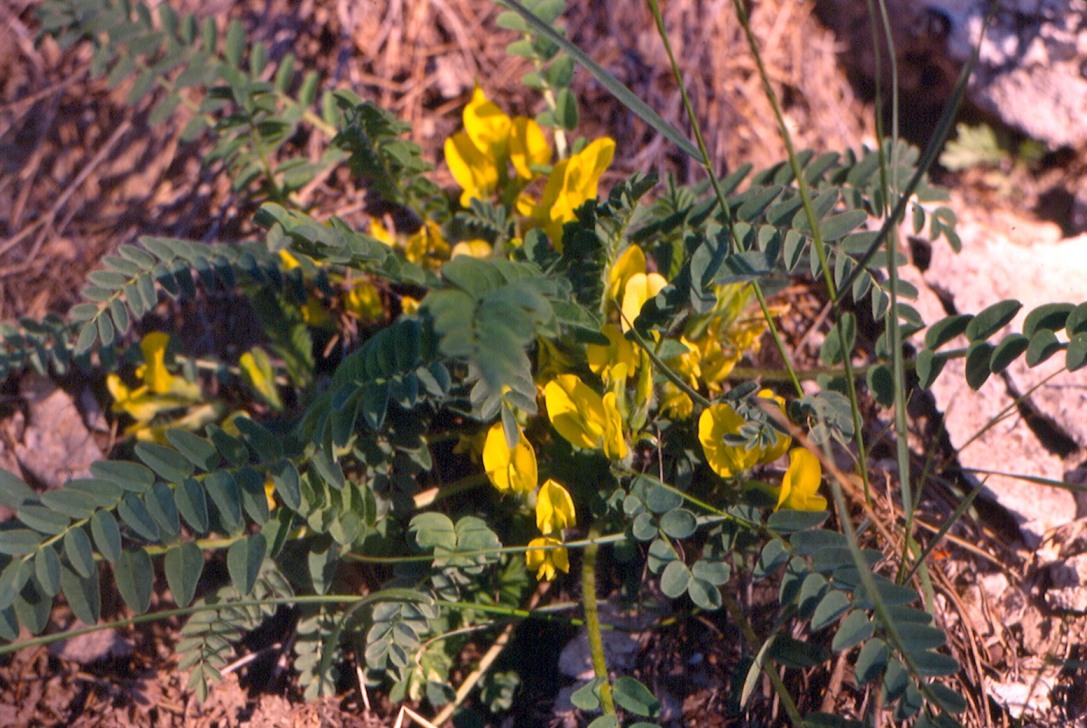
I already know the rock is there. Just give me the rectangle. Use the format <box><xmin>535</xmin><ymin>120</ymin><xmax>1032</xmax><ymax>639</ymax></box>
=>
<box><xmin>901</xmin><ymin>199</ymin><xmax>1087</xmax><ymax>544</ymax></box>
<box><xmin>1033</xmin><ymin>518</ymin><xmax>1087</xmax><ymax>614</ymax></box>
<box><xmin>932</xmin><ymin>0</ymin><xmax>1087</xmax><ymax>150</ymax></box>
<box><xmin>816</xmin><ymin>0</ymin><xmax>1087</xmax><ymax>151</ymax></box>
<box><xmin>986</xmin><ymin>658</ymin><xmax>1058</xmax><ymax>721</ymax></box>
<box><xmin>9</xmin><ymin>376</ymin><xmax>102</xmax><ymax>490</ymax></box>
<box><xmin>50</xmin><ymin>626</ymin><xmax>133</xmax><ymax>664</ymax></box>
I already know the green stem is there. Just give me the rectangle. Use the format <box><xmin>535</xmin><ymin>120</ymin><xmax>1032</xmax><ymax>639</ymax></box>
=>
<box><xmin>626</xmin><ymin>325</ymin><xmax>711</xmax><ymax>408</ymax></box>
<box><xmin>720</xmin><ymin>592</ymin><xmax>804</xmax><ymax>726</ymax></box>
<box><xmin>582</xmin><ymin>525</ymin><xmax>616</xmax><ymax>716</ymax></box>
<box><xmin>645</xmin><ymin>0</ymin><xmax>803</xmax><ymax>398</ymax></box>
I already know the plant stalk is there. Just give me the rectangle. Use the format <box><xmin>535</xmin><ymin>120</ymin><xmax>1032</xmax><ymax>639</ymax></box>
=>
<box><xmin>582</xmin><ymin>525</ymin><xmax>616</xmax><ymax>716</ymax></box>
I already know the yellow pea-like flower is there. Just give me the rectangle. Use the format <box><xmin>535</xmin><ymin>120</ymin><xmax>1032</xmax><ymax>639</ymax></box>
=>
<box><xmin>544</xmin><ymin>374</ymin><xmax>627</xmax><ymax>460</ymax></box>
<box><xmin>619</xmin><ymin>271</ymin><xmax>667</xmax><ymax>331</ymax></box>
<box><xmin>482</xmin><ymin>422</ymin><xmax>538</xmax><ymax>494</ymax></box>
<box><xmin>345</xmin><ymin>281</ymin><xmax>384</xmax><ymax>321</ymax></box>
<box><xmin>451</xmin><ymin>240</ymin><xmax>493</xmax><ymax>259</ymax></box>
<box><xmin>525</xmin><ymin>537</ymin><xmax>570</xmax><ymax>581</ymax></box>
<box><xmin>697</xmin><ymin>390</ymin><xmax>790</xmax><ymax>478</ymax></box>
<box><xmin>587</xmin><ymin>324</ymin><xmax>636</xmax><ymax>384</ymax></box>
<box><xmin>536</xmin><ymin>479</ymin><xmax>576</xmax><ymax>535</ymax></box>
<box><xmin>608</xmin><ymin>245</ymin><xmax>648</xmax><ymax>302</ymax></box>
<box><xmin>138</xmin><ymin>331</ymin><xmax>174</xmax><ymax>394</ymax></box>
<box><xmin>775</xmin><ymin>448</ymin><xmax>827</xmax><ymax>512</ymax></box>
<box><xmin>462</xmin><ymin>86</ymin><xmax>512</xmax><ymax>163</ymax></box>
<box><xmin>535</xmin><ymin>137</ymin><xmax>615</xmax><ymax>247</ymax></box>
<box><xmin>510</xmin><ymin>116</ymin><xmax>551</xmax><ymax>181</ymax></box>
<box><xmin>445</xmin><ymin>130</ymin><xmax>501</xmax><ymax>207</ymax></box>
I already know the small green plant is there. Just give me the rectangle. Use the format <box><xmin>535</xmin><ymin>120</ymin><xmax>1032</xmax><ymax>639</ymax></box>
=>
<box><xmin>4</xmin><ymin>1</ymin><xmax>1087</xmax><ymax>726</ymax></box>
<box><xmin>939</xmin><ymin>122</ymin><xmax>1046</xmax><ymax>173</ymax></box>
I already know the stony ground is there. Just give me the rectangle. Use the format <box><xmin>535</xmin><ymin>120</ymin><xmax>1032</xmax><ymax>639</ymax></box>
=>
<box><xmin>2</xmin><ymin>0</ymin><xmax>1087</xmax><ymax>725</ymax></box>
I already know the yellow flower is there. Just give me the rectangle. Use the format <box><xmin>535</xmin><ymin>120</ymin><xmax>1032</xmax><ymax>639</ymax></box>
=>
<box><xmin>535</xmin><ymin>137</ymin><xmax>615</xmax><ymax>246</ymax></box>
<box><xmin>451</xmin><ymin>239</ymin><xmax>493</xmax><ymax>259</ymax></box>
<box><xmin>369</xmin><ymin>220</ymin><xmax>395</xmax><ymax>246</ymax></box>
<box><xmin>697</xmin><ymin>390</ymin><xmax>790</xmax><ymax>478</ymax></box>
<box><xmin>446</xmin><ymin>130</ymin><xmax>501</xmax><ymax>207</ymax></box>
<box><xmin>278</xmin><ymin>250</ymin><xmax>302</xmax><ymax>269</ymax></box>
<box><xmin>462</xmin><ymin>86</ymin><xmax>512</xmax><ymax>162</ymax></box>
<box><xmin>264</xmin><ymin>477</ymin><xmax>278</xmax><ymax>511</ymax></box>
<box><xmin>544</xmin><ymin>374</ymin><xmax>627</xmax><ymax>460</ymax></box>
<box><xmin>607</xmin><ymin>246</ymin><xmax>667</xmax><ymax>331</ymax></box>
<box><xmin>525</xmin><ymin>537</ymin><xmax>569</xmax><ymax>580</ymax></box>
<box><xmin>620</xmin><ymin>271</ymin><xmax>667</xmax><ymax>331</ymax></box>
<box><xmin>776</xmin><ymin>448</ymin><xmax>827</xmax><ymax>512</ymax></box>
<box><xmin>138</xmin><ymin>332</ymin><xmax>173</xmax><ymax>394</ymax></box>
<box><xmin>510</xmin><ymin>117</ymin><xmax>551</xmax><ymax>181</ymax></box>
<box><xmin>445</xmin><ymin>87</ymin><xmax>550</xmax><ymax>207</ymax></box>
<box><xmin>345</xmin><ymin>281</ymin><xmax>384</xmax><ymax>321</ymax></box>
<box><xmin>659</xmin><ymin>384</ymin><xmax>694</xmax><ymax>420</ymax></box>
<box><xmin>107</xmin><ymin>333</ymin><xmax>205</xmax><ymax>440</ymax></box>
<box><xmin>300</xmin><ymin>296</ymin><xmax>333</xmax><ymax>327</ymax></box>
<box><xmin>482</xmin><ymin>422</ymin><xmax>538</xmax><ymax>493</ymax></box>
<box><xmin>586</xmin><ymin>324</ymin><xmax>636</xmax><ymax>384</ymax></box>
<box><xmin>536</xmin><ymin>479</ymin><xmax>576</xmax><ymax>535</ymax></box>
<box><xmin>404</xmin><ymin>220</ymin><xmax>450</xmax><ymax>266</ymax></box>
<box><xmin>608</xmin><ymin>246</ymin><xmax>648</xmax><ymax>301</ymax></box>
<box><xmin>681</xmin><ymin>285</ymin><xmax>768</xmax><ymax>395</ymax></box>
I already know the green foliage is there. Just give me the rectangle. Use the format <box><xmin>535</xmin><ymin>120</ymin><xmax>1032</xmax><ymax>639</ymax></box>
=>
<box><xmin>421</xmin><ymin>256</ymin><xmax>585</xmax><ymax>419</ymax></box>
<box><xmin>939</xmin><ymin>122</ymin><xmax>1046</xmax><ymax>173</ymax></box>
<box><xmin>69</xmin><ymin>237</ymin><xmax>301</xmax><ymax>355</ymax></box>
<box><xmin>38</xmin><ymin>0</ymin><xmax>347</xmax><ymax>203</ymax></box>
<box><xmin>178</xmin><ymin>563</ymin><xmax>294</xmax><ymax>700</ymax></box>
<box><xmin>918</xmin><ymin>299</ymin><xmax>1087</xmax><ymax>389</ymax></box>
<box><xmin>332</xmin><ymin>92</ymin><xmax>450</xmax><ymax>224</ymax></box>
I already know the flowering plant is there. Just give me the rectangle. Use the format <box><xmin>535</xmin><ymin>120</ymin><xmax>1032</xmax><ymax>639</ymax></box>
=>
<box><xmin>2</xmin><ymin>0</ymin><xmax>979</xmax><ymax>725</ymax></box>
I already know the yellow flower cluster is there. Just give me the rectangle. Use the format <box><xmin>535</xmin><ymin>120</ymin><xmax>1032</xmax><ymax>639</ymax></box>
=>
<box><xmin>480</xmin><ymin>420</ymin><xmax>577</xmax><ymax>581</ymax></box>
<box><xmin>445</xmin><ymin>87</ymin><xmax>615</xmax><ymax>249</ymax></box>
<box><xmin>106</xmin><ymin>332</ymin><xmax>214</xmax><ymax>441</ymax></box>
<box><xmin>697</xmin><ymin>389</ymin><xmax>826</xmax><ymax>511</ymax></box>
<box><xmin>445</xmin><ymin>87</ymin><xmax>551</xmax><ymax>208</ymax></box>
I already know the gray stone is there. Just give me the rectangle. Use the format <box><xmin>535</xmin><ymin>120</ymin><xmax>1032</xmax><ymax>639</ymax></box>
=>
<box><xmin>10</xmin><ymin>376</ymin><xmax>102</xmax><ymax>489</ymax></box>
<box><xmin>903</xmin><ymin>200</ymin><xmax>1087</xmax><ymax>544</ymax></box>
<box><xmin>816</xmin><ymin>0</ymin><xmax>1087</xmax><ymax>150</ymax></box>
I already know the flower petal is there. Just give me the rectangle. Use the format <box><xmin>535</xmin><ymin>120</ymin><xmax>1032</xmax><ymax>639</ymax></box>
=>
<box><xmin>544</xmin><ymin>375</ymin><xmax>606</xmax><ymax>450</ymax></box>
<box><xmin>776</xmin><ymin>448</ymin><xmax>827</xmax><ymax>511</ymax></box>
<box><xmin>445</xmin><ymin>132</ymin><xmax>499</xmax><ymax>207</ymax></box>
<box><xmin>510</xmin><ymin>117</ymin><xmax>550</xmax><ymax>180</ymax></box>
<box><xmin>482</xmin><ymin>422</ymin><xmax>538</xmax><ymax>493</ymax></box>
<box><xmin>463</xmin><ymin>87</ymin><xmax>511</xmax><ymax>162</ymax></box>
<box><xmin>698</xmin><ymin>403</ymin><xmax>759</xmax><ymax>478</ymax></box>
<box><xmin>536</xmin><ymin>479</ymin><xmax>576</xmax><ymax>534</ymax></box>
<box><xmin>140</xmin><ymin>332</ymin><xmax>173</xmax><ymax>394</ymax></box>
<box><xmin>587</xmin><ymin>324</ymin><xmax>636</xmax><ymax>384</ymax></box>
<box><xmin>620</xmin><ymin>271</ymin><xmax>667</xmax><ymax>331</ymax></box>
